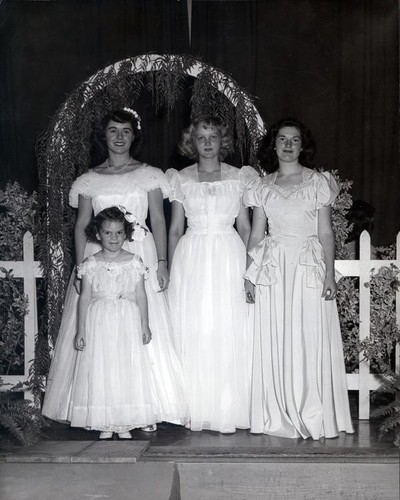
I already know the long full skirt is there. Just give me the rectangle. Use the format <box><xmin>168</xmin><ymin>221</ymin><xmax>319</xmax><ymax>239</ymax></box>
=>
<box><xmin>68</xmin><ymin>298</ymin><xmax>159</xmax><ymax>431</ymax></box>
<box><xmin>168</xmin><ymin>229</ymin><xmax>252</xmax><ymax>433</ymax></box>
<box><xmin>249</xmin><ymin>242</ymin><xmax>354</xmax><ymax>439</ymax></box>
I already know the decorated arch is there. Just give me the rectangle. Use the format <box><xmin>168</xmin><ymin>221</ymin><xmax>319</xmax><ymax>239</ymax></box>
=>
<box><xmin>36</xmin><ymin>53</ymin><xmax>266</xmax><ymax>344</ymax></box>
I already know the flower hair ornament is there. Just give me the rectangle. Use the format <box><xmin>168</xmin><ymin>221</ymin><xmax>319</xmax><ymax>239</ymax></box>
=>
<box><xmin>116</xmin><ymin>205</ymin><xmax>148</xmax><ymax>241</ymax></box>
<box><xmin>123</xmin><ymin>107</ymin><xmax>141</xmax><ymax>130</ymax></box>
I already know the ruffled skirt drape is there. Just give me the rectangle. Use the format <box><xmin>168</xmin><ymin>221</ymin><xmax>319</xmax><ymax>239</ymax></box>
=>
<box><xmin>246</xmin><ymin>236</ymin><xmax>354</xmax><ymax>439</ymax></box>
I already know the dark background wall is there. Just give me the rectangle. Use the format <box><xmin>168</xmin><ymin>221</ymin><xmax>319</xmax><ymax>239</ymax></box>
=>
<box><xmin>0</xmin><ymin>0</ymin><xmax>398</xmax><ymax>245</ymax></box>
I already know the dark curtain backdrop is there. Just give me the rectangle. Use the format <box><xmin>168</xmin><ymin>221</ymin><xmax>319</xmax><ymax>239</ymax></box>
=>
<box><xmin>0</xmin><ymin>0</ymin><xmax>398</xmax><ymax>245</ymax></box>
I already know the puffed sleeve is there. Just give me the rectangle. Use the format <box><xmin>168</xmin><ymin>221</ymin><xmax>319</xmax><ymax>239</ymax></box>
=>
<box><xmin>315</xmin><ymin>171</ymin><xmax>339</xmax><ymax>209</ymax></box>
<box><xmin>141</xmin><ymin>166</ymin><xmax>171</xmax><ymax>199</ymax></box>
<box><xmin>69</xmin><ymin>172</ymin><xmax>92</xmax><ymax>208</ymax></box>
<box><xmin>242</xmin><ymin>175</ymin><xmax>263</xmax><ymax>208</ymax></box>
<box><xmin>238</xmin><ymin>165</ymin><xmax>259</xmax><ymax>194</ymax></box>
<box><xmin>165</xmin><ymin>168</ymin><xmax>185</xmax><ymax>203</ymax></box>
<box><xmin>131</xmin><ymin>254</ymin><xmax>149</xmax><ymax>278</ymax></box>
<box><xmin>76</xmin><ymin>257</ymin><xmax>96</xmax><ymax>281</ymax></box>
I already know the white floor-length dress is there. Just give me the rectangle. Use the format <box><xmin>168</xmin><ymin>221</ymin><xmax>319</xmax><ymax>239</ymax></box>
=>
<box><xmin>42</xmin><ymin>164</ymin><xmax>188</xmax><ymax>425</ymax></box>
<box><xmin>166</xmin><ymin>163</ymin><xmax>257</xmax><ymax>433</ymax></box>
<box><xmin>244</xmin><ymin>167</ymin><xmax>354</xmax><ymax>439</ymax></box>
<box><xmin>68</xmin><ymin>255</ymin><xmax>159</xmax><ymax>431</ymax></box>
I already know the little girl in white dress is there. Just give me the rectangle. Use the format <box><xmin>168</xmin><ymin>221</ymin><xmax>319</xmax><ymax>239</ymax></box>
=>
<box><xmin>68</xmin><ymin>206</ymin><xmax>159</xmax><ymax>439</ymax></box>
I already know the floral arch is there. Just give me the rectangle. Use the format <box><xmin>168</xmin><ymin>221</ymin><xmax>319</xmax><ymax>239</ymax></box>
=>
<box><xmin>36</xmin><ymin>53</ymin><xmax>266</xmax><ymax>344</ymax></box>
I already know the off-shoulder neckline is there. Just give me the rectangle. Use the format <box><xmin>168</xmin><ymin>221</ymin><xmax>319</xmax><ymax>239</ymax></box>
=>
<box><xmin>87</xmin><ymin>254</ymin><xmax>141</xmax><ymax>267</ymax></box>
<box><xmin>90</xmin><ymin>163</ymin><xmax>148</xmax><ymax>177</ymax></box>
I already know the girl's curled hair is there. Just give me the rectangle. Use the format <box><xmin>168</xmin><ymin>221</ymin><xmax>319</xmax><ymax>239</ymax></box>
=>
<box><xmin>85</xmin><ymin>206</ymin><xmax>133</xmax><ymax>242</ymax></box>
<box><xmin>178</xmin><ymin>115</ymin><xmax>233</xmax><ymax>161</ymax></box>
<box><xmin>257</xmin><ymin>117</ymin><xmax>316</xmax><ymax>173</ymax></box>
<box><xmin>94</xmin><ymin>108</ymin><xmax>143</xmax><ymax>160</ymax></box>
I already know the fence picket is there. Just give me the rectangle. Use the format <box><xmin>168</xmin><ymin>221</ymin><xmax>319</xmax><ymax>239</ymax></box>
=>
<box><xmin>0</xmin><ymin>232</ymin><xmax>42</xmax><ymax>401</ymax></box>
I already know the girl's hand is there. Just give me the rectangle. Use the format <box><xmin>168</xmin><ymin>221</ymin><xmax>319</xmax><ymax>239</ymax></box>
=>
<box><xmin>244</xmin><ymin>279</ymin><xmax>255</xmax><ymax>303</ymax></box>
<box><xmin>322</xmin><ymin>272</ymin><xmax>337</xmax><ymax>300</ymax></box>
<box><xmin>142</xmin><ymin>326</ymin><xmax>152</xmax><ymax>345</ymax></box>
<box><xmin>75</xmin><ymin>331</ymin><xmax>86</xmax><ymax>350</ymax></box>
<box><xmin>157</xmin><ymin>260</ymin><xmax>169</xmax><ymax>291</ymax></box>
<box><xmin>73</xmin><ymin>266</ymin><xmax>82</xmax><ymax>294</ymax></box>
<box><xmin>74</xmin><ymin>276</ymin><xmax>81</xmax><ymax>294</ymax></box>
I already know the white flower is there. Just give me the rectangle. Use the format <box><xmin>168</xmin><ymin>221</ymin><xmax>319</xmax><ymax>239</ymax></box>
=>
<box><xmin>123</xmin><ymin>107</ymin><xmax>141</xmax><ymax>130</ymax></box>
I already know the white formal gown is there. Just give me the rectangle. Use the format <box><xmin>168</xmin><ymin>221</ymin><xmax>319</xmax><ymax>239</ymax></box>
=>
<box><xmin>166</xmin><ymin>163</ymin><xmax>257</xmax><ymax>433</ymax></box>
<box><xmin>244</xmin><ymin>167</ymin><xmax>354</xmax><ymax>439</ymax></box>
<box><xmin>42</xmin><ymin>164</ymin><xmax>188</xmax><ymax>425</ymax></box>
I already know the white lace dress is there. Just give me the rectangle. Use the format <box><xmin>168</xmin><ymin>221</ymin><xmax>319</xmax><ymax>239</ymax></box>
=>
<box><xmin>42</xmin><ymin>164</ymin><xmax>188</xmax><ymax>425</ymax></box>
<box><xmin>68</xmin><ymin>255</ymin><xmax>159</xmax><ymax>431</ymax></box>
<box><xmin>166</xmin><ymin>163</ymin><xmax>257</xmax><ymax>433</ymax></box>
<box><xmin>243</xmin><ymin>168</ymin><xmax>354</xmax><ymax>439</ymax></box>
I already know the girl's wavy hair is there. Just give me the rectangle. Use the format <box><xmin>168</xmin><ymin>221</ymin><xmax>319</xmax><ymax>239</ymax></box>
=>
<box><xmin>94</xmin><ymin>108</ymin><xmax>143</xmax><ymax>161</ymax></box>
<box><xmin>85</xmin><ymin>206</ymin><xmax>133</xmax><ymax>242</ymax></box>
<box><xmin>257</xmin><ymin>117</ymin><xmax>316</xmax><ymax>173</ymax></box>
<box><xmin>178</xmin><ymin>115</ymin><xmax>234</xmax><ymax>161</ymax></box>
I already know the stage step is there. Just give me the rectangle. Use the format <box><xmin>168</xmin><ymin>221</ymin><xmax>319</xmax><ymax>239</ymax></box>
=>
<box><xmin>1</xmin><ymin>440</ymin><xmax>398</xmax><ymax>500</ymax></box>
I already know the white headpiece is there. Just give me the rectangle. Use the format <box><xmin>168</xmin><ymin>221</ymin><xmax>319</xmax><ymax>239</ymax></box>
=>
<box><xmin>122</xmin><ymin>107</ymin><xmax>141</xmax><ymax>130</ymax></box>
<box><xmin>116</xmin><ymin>205</ymin><xmax>147</xmax><ymax>241</ymax></box>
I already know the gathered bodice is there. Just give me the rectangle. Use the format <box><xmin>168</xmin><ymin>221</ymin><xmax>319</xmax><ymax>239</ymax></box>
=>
<box><xmin>184</xmin><ymin>182</ymin><xmax>239</xmax><ymax>234</ymax></box>
<box><xmin>77</xmin><ymin>255</ymin><xmax>147</xmax><ymax>298</ymax></box>
<box><xmin>243</xmin><ymin>168</ymin><xmax>340</xmax><ymax>287</ymax></box>
<box><xmin>69</xmin><ymin>164</ymin><xmax>171</xmax><ymax>224</ymax></box>
<box><xmin>166</xmin><ymin>164</ymin><xmax>258</xmax><ymax>235</ymax></box>
<box><xmin>244</xmin><ymin>168</ymin><xmax>339</xmax><ymax>244</ymax></box>
<box><xmin>92</xmin><ymin>191</ymin><xmax>148</xmax><ymax>224</ymax></box>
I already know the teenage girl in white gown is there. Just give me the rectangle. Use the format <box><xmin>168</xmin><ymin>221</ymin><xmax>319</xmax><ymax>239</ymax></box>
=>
<box><xmin>167</xmin><ymin>115</ymin><xmax>257</xmax><ymax>433</ymax></box>
<box><xmin>244</xmin><ymin>118</ymin><xmax>354</xmax><ymax>439</ymax></box>
<box><xmin>42</xmin><ymin>108</ymin><xmax>188</xmax><ymax>429</ymax></box>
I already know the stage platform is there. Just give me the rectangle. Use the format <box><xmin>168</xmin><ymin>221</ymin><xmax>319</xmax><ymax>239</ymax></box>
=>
<box><xmin>1</xmin><ymin>420</ymin><xmax>399</xmax><ymax>500</ymax></box>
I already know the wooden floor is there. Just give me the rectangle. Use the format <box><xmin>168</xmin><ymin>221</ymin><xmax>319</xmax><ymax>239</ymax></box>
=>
<box><xmin>17</xmin><ymin>418</ymin><xmax>394</xmax><ymax>462</ymax></box>
<box><xmin>1</xmin><ymin>393</ymin><xmax>399</xmax><ymax>500</ymax></box>
<box><xmin>1</xmin><ymin>420</ymin><xmax>399</xmax><ymax>500</ymax></box>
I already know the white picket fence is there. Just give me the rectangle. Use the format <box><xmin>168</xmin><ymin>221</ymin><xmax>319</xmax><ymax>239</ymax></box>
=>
<box><xmin>0</xmin><ymin>230</ymin><xmax>399</xmax><ymax>418</ymax></box>
<box><xmin>0</xmin><ymin>232</ymin><xmax>42</xmax><ymax>402</ymax></box>
<box><xmin>335</xmin><ymin>230</ymin><xmax>400</xmax><ymax>419</ymax></box>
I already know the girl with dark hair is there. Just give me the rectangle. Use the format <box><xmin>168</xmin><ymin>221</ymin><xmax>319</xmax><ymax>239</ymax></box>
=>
<box><xmin>244</xmin><ymin>118</ymin><xmax>354</xmax><ymax>439</ymax></box>
<box><xmin>68</xmin><ymin>207</ymin><xmax>157</xmax><ymax>439</ymax></box>
<box><xmin>166</xmin><ymin>115</ymin><xmax>258</xmax><ymax>433</ymax></box>
<box><xmin>42</xmin><ymin>109</ymin><xmax>188</xmax><ymax>430</ymax></box>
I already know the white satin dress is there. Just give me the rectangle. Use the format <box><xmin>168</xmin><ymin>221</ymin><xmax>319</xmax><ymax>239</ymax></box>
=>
<box><xmin>166</xmin><ymin>163</ymin><xmax>257</xmax><ymax>433</ymax></box>
<box><xmin>42</xmin><ymin>164</ymin><xmax>188</xmax><ymax>426</ymax></box>
<box><xmin>244</xmin><ymin>167</ymin><xmax>354</xmax><ymax>439</ymax></box>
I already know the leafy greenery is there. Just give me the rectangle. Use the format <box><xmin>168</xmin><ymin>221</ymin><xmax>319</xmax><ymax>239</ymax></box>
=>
<box><xmin>0</xmin><ymin>379</ymin><xmax>49</xmax><ymax>445</ymax></box>
<box><xmin>330</xmin><ymin>170</ymin><xmax>353</xmax><ymax>260</ymax></box>
<box><xmin>0</xmin><ymin>181</ymin><xmax>37</xmax><ymax>260</ymax></box>
<box><xmin>0</xmin><ymin>268</ymin><xmax>28</xmax><ymax>375</ymax></box>
<box><xmin>371</xmin><ymin>370</ymin><xmax>400</xmax><ymax>447</ymax></box>
<box><xmin>0</xmin><ymin>183</ymin><xmax>37</xmax><ymax>376</ymax></box>
<box><xmin>363</xmin><ymin>265</ymin><xmax>400</xmax><ymax>371</ymax></box>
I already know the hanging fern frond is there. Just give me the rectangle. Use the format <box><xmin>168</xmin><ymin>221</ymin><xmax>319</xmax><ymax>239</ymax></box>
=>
<box><xmin>371</xmin><ymin>371</ymin><xmax>400</xmax><ymax>447</ymax></box>
<box><xmin>0</xmin><ymin>380</ymin><xmax>50</xmax><ymax>445</ymax></box>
